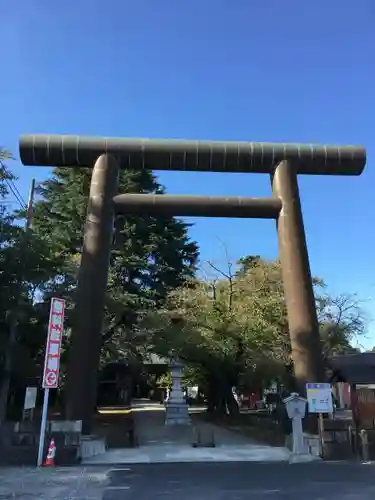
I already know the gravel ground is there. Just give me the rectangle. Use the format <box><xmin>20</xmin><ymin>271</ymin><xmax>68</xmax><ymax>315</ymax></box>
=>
<box><xmin>0</xmin><ymin>466</ymin><xmax>108</xmax><ymax>499</ymax></box>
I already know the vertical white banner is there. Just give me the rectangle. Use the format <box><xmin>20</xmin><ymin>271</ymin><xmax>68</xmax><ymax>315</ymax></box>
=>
<box><xmin>38</xmin><ymin>298</ymin><xmax>65</xmax><ymax>467</ymax></box>
<box><xmin>42</xmin><ymin>298</ymin><xmax>65</xmax><ymax>389</ymax></box>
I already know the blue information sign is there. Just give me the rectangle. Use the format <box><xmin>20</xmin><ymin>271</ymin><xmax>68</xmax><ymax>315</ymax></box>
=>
<box><xmin>306</xmin><ymin>383</ymin><xmax>333</xmax><ymax>413</ymax></box>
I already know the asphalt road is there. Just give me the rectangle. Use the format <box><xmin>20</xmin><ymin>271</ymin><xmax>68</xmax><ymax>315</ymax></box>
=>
<box><xmin>103</xmin><ymin>462</ymin><xmax>375</xmax><ymax>499</ymax></box>
<box><xmin>2</xmin><ymin>462</ymin><xmax>375</xmax><ymax>499</ymax></box>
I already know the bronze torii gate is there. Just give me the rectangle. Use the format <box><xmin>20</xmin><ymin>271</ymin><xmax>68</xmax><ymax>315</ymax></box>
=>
<box><xmin>19</xmin><ymin>135</ymin><xmax>366</xmax><ymax>434</ymax></box>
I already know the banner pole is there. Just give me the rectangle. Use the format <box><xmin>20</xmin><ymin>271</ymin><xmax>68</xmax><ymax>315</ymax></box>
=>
<box><xmin>37</xmin><ymin>388</ymin><xmax>50</xmax><ymax>467</ymax></box>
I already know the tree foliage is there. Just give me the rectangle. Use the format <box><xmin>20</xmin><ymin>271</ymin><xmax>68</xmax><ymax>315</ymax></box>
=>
<box><xmin>30</xmin><ymin>167</ymin><xmax>199</xmax><ymax>369</ymax></box>
<box><xmin>142</xmin><ymin>256</ymin><xmax>366</xmax><ymax>415</ymax></box>
<box><xmin>0</xmin><ymin>153</ymin><xmax>64</xmax><ymax>417</ymax></box>
<box><xmin>1</xmin><ymin>156</ymin><xmax>199</xmax><ymax>415</ymax></box>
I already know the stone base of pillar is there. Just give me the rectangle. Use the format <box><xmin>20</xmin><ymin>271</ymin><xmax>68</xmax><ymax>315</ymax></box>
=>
<box><xmin>165</xmin><ymin>399</ymin><xmax>191</xmax><ymax>426</ymax></box>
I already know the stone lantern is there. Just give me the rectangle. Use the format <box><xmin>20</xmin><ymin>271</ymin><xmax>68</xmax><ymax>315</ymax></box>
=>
<box><xmin>284</xmin><ymin>393</ymin><xmax>307</xmax><ymax>420</ymax></box>
<box><xmin>165</xmin><ymin>359</ymin><xmax>191</xmax><ymax>426</ymax></box>
<box><xmin>283</xmin><ymin>392</ymin><xmax>318</xmax><ymax>463</ymax></box>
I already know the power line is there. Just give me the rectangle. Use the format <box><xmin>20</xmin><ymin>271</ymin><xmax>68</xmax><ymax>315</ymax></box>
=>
<box><xmin>0</xmin><ymin>161</ymin><xmax>27</xmax><ymax>209</ymax></box>
<box><xmin>4</xmin><ymin>179</ymin><xmax>26</xmax><ymax>209</ymax></box>
<box><xmin>9</xmin><ymin>177</ymin><xmax>27</xmax><ymax>208</ymax></box>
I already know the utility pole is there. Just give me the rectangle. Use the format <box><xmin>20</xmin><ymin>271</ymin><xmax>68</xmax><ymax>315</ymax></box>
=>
<box><xmin>0</xmin><ymin>178</ymin><xmax>35</xmax><ymax>424</ymax></box>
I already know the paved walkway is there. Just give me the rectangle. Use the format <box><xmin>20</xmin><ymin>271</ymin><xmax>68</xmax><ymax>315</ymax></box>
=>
<box><xmin>83</xmin><ymin>401</ymin><xmax>291</xmax><ymax>464</ymax></box>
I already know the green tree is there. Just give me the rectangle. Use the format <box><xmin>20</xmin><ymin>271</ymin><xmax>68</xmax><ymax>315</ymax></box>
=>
<box><xmin>0</xmin><ymin>154</ymin><xmax>63</xmax><ymax>419</ymax></box>
<box><xmin>236</xmin><ymin>255</ymin><xmax>262</xmax><ymax>275</ymax></box>
<box><xmin>0</xmin><ymin>152</ymin><xmax>23</xmax><ymax>419</ymax></box>
<box><xmin>317</xmin><ymin>293</ymin><xmax>365</xmax><ymax>355</ymax></box>
<box><xmin>142</xmin><ymin>256</ymin><xmax>367</xmax><ymax>415</ymax></box>
<box><xmin>0</xmin><ymin>149</ymin><xmax>17</xmax><ymax>247</ymax></box>
<box><xmin>30</xmin><ymin>167</ymin><xmax>199</xmax><ymax>368</ymax></box>
<box><xmin>143</xmin><ymin>258</ymin><xmax>288</xmax><ymax>415</ymax></box>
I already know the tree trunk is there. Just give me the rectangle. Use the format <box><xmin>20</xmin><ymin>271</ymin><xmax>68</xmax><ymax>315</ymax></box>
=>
<box><xmin>206</xmin><ymin>378</ymin><xmax>225</xmax><ymax>414</ymax></box>
<box><xmin>206</xmin><ymin>374</ymin><xmax>239</xmax><ymax>417</ymax></box>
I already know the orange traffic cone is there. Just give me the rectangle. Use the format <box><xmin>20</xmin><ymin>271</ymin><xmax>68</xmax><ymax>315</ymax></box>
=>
<box><xmin>44</xmin><ymin>438</ymin><xmax>56</xmax><ymax>467</ymax></box>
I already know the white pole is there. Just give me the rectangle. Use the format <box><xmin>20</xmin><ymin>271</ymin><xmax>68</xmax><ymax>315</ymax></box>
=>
<box><xmin>37</xmin><ymin>388</ymin><xmax>50</xmax><ymax>467</ymax></box>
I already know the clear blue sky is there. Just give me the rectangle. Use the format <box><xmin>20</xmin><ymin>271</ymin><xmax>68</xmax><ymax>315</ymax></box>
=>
<box><xmin>2</xmin><ymin>1</ymin><xmax>374</xmax><ymax>345</ymax></box>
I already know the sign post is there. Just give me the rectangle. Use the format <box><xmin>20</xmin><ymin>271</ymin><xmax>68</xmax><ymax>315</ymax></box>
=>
<box><xmin>22</xmin><ymin>387</ymin><xmax>37</xmax><ymax>421</ymax></box>
<box><xmin>306</xmin><ymin>383</ymin><xmax>333</xmax><ymax>458</ymax></box>
<box><xmin>37</xmin><ymin>298</ymin><xmax>65</xmax><ymax>467</ymax></box>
